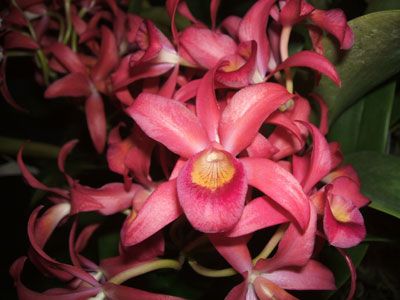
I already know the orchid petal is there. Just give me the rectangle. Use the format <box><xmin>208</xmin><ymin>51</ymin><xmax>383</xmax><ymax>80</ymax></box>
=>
<box><xmin>264</xmin><ymin>260</ymin><xmax>336</xmax><ymax>290</ymax></box>
<box><xmin>210</xmin><ymin>0</ymin><xmax>221</xmax><ymax>29</ymax></box>
<box><xmin>180</xmin><ymin>26</ymin><xmax>237</xmax><ymax>69</ymax></box>
<box><xmin>221</xmin><ymin>16</ymin><xmax>241</xmax><ymax>39</ymax></box>
<box><xmin>227</xmin><ymin>197</ymin><xmax>288</xmax><ymax>237</ymax></box>
<box><xmin>3</xmin><ymin>31</ymin><xmax>38</xmax><ymax>50</ymax></box>
<box><xmin>91</xmin><ymin>26</ymin><xmax>119</xmax><ymax>82</ymax></box>
<box><xmin>49</xmin><ymin>43</ymin><xmax>86</xmax><ymax>74</ymax></box>
<box><xmin>309</xmin><ymin>93</ymin><xmax>328</xmax><ymax>135</ymax></box>
<box><xmin>241</xmin><ymin>157</ymin><xmax>310</xmax><ymax>232</ymax></box>
<box><xmin>220</xmin><ymin>83</ymin><xmax>293</xmax><ymax>156</ymax></box>
<box><xmin>269</xmin><ymin>50</ymin><xmax>341</xmax><ymax>86</ymax></box>
<box><xmin>279</xmin><ymin>0</ymin><xmax>314</xmax><ymax>26</ymax></box>
<box><xmin>17</xmin><ymin>147</ymin><xmax>68</xmax><ymax>198</ymax></box>
<box><xmin>44</xmin><ymin>73</ymin><xmax>92</xmax><ymax>98</ymax></box>
<box><xmin>324</xmin><ymin>192</ymin><xmax>366</xmax><ymax>248</ymax></box>
<box><xmin>196</xmin><ymin>68</ymin><xmax>220</xmax><ymax>141</ymax></box>
<box><xmin>121</xmin><ymin>180</ymin><xmax>182</xmax><ymax>246</ymax></box>
<box><xmin>246</xmin><ymin>133</ymin><xmax>278</xmax><ymax>159</ymax></box>
<box><xmin>238</xmin><ymin>0</ymin><xmax>275</xmax><ymax>76</ymax></box>
<box><xmin>310</xmin><ymin>9</ymin><xmax>354</xmax><ymax>49</ymax></box>
<box><xmin>85</xmin><ymin>92</ymin><xmax>106</xmax><ymax>153</ymax></box>
<box><xmin>127</xmin><ymin>93</ymin><xmax>209</xmax><ymax>158</ymax></box>
<box><xmin>225</xmin><ymin>281</ymin><xmax>248</xmax><ymax>300</ymax></box>
<box><xmin>208</xmin><ymin>234</ymin><xmax>252</xmax><ymax>274</ymax></box>
<box><xmin>330</xmin><ymin>177</ymin><xmax>369</xmax><ymax>208</ymax></box>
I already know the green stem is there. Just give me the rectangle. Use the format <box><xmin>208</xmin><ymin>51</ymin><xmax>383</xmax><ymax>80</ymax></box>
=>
<box><xmin>0</xmin><ymin>137</ymin><xmax>60</xmax><ymax>159</ymax></box>
<box><xmin>253</xmin><ymin>224</ymin><xmax>287</xmax><ymax>263</ymax></box>
<box><xmin>108</xmin><ymin>259</ymin><xmax>181</xmax><ymax>285</ymax></box>
<box><xmin>188</xmin><ymin>260</ymin><xmax>237</xmax><ymax>278</ymax></box>
<box><xmin>63</xmin><ymin>0</ymin><xmax>73</xmax><ymax>44</ymax></box>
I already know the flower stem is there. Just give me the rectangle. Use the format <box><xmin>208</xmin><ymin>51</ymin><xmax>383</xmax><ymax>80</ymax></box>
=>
<box><xmin>253</xmin><ymin>224</ymin><xmax>287</xmax><ymax>263</ymax></box>
<box><xmin>0</xmin><ymin>137</ymin><xmax>60</xmax><ymax>159</ymax></box>
<box><xmin>188</xmin><ymin>260</ymin><xmax>237</xmax><ymax>278</ymax></box>
<box><xmin>108</xmin><ymin>259</ymin><xmax>182</xmax><ymax>285</ymax></box>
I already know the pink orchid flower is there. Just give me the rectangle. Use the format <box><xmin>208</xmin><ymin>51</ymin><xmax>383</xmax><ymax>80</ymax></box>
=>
<box><xmin>122</xmin><ymin>77</ymin><xmax>310</xmax><ymax>246</ymax></box>
<box><xmin>18</xmin><ymin>140</ymin><xmax>141</xmax><ymax>216</ymax></box>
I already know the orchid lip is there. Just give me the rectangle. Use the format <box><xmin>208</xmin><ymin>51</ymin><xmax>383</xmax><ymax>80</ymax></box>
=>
<box><xmin>191</xmin><ymin>148</ymin><xmax>236</xmax><ymax>191</ymax></box>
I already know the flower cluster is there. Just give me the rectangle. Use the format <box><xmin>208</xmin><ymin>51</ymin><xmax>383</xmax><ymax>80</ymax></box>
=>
<box><xmin>3</xmin><ymin>0</ymin><xmax>369</xmax><ymax>299</ymax></box>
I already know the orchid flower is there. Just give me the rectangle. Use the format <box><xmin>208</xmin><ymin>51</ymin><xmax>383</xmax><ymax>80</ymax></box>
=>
<box><xmin>122</xmin><ymin>73</ymin><xmax>310</xmax><ymax>246</ymax></box>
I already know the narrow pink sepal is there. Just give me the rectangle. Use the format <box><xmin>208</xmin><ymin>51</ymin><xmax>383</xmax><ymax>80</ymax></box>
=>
<box><xmin>264</xmin><ymin>260</ymin><xmax>336</xmax><ymax>290</ymax></box>
<box><xmin>49</xmin><ymin>43</ymin><xmax>87</xmax><ymax>74</ymax></box>
<box><xmin>310</xmin><ymin>9</ymin><xmax>354</xmax><ymax>49</ymax></box>
<box><xmin>246</xmin><ymin>133</ymin><xmax>278</xmax><ymax>159</ymax></box>
<box><xmin>180</xmin><ymin>26</ymin><xmax>237</xmax><ymax>69</ymax></box>
<box><xmin>208</xmin><ymin>234</ymin><xmax>252</xmax><ymax>274</ymax></box>
<box><xmin>238</xmin><ymin>0</ymin><xmax>275</xmax><ymax>76</ymax></box>
<box><xmin>69</xmin><ymin>221</ymin><xmax>99</xmax><ymax>269</ymax></box>
<box><xmin>103</xmin><ymin>282</ymin><xmax>184</xmax><ymax>300</ymax></box>
<box><xmin>70</xmin><ymin>182</ymin><xmax>139</xmax><ymax>215</ymax></box>
<box><xmin>324</xmin><ymin>193</ymin><xmax>366</xmax><ymax>248</ymax></box>
<box><xmin>298</xmin><ymin>121</ymin><xmax>332</xmax><ymax>194</ymax></box>
<box><xmin>196</xmin><ymin>68</ymin><xmax>220</xmax><ymax>141</ymax></box>
<box><xmin>253</xmin><ymin>276</ymin><xmax>298</xmax><ymax>300</ymax></box>
<box><xmin>57</xmin><ymin>139</ymin><xmax>79</xmax><ymax>176</ymax></box>
<box><xmin>270</xmin><ymin>50</ymin><xmax>341</xmax><ymax>86</ymax></box>
<box><xmin>10</xmin><ymin>257</ymin><xmax>100</xmax><ymax>300</ymax></box>
<box><xmin>177</xmin><ymin>149</ymin><xmax>247</xmax><ymax>233</ymax></box>
<box><xmin>220</xmin><ymin>83</ymin><xmax>293</xmax><ymax>156</ymax></box>
<box><xmin>121</xmin><ymin>180</ymin><xmax>182</xmax><ymax>246</ymax></box>
<box><xmin>174</xmin><ymin>79</ymin><xmax>200</xmax><ymax>102</ymax></box>
<box><xmin>159</xmin><ymin>65</ymin><xmax>179</xmax><ymax>99</ymax></box>
<box><xmin>85</xmin><ymin>91</ymin><xmax>106</xmax><ymax>153</ymax></box>
<box><xmin>241</xmin><ymin>157</ymin><xmax>310</xmax><ymax>232</ymax></box>
<box><xmin>258</xmin><ymin>203</ymin><xmax>316</xmax><ymax>272</ymax></box>
<box><xmin>3</xmin><ymin>31</ymin><xmax>39</xmax><ymax>50</ymax></box>
<box><xmin>17</xmin><ymin>147</ymin><xmax>68</xmax><ymax>198</ymax></box>
<box><xmin>44</xmin><ymin>73</ymin><xmax>92</xmax><ymax>98</ymax></box>
<box><xmin>126</xmin><ymin>93</ymin><xmax>209</xmax><ymax>158</ymax></box>
<box><xmin>227</xmin><ymin>197</ymin><xmax>288</xmax><ymax>237</ymax></box>
<box><xmin>91</xmin><ymin>26</ymin><xmax>119</xmax><ymax>82</ymax></box>
<box><xmin>166</xmin><ymin>0</ymin><xmax>180</xmax><ymax>43</ymax></box>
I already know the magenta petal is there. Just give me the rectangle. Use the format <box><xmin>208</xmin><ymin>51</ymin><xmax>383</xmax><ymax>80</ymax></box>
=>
<box><xmin>259</xmin><ymin>203</ymin><xmax>316</xmax><ymax>272</ymax></box>
<box><xmin>265</xmin><ymin>260</ymin><xmax>336</xmax><ymax>290</ymax></box>
<box><xmin>225</xmin><ymin>281</ymin><xmax>248</xmax><ymax>300</ymax></box>
<box><xmin>173</xmin><ymin>79</ymin><xmax>201</xmax><ymax>102</ymax></box>
<box><xmin>103</xmin><ymin>282</ymin><xmax>183</xmax><ymax>300</ymax></box>
<box><xmin>220</xmin><ymin>83</ymin><xmax>293</xmax><ymax>156</ymax></box>
<box><xmin>126</xmin><ymin>93</ymin><xmax>209</xmax><ymax>158</ymax></box>
<box><xmin>91</xmin><ymin>26</ymin><xmax>119</xmax><ymax>82</ymax></box>
<box><xmin>210</xmin><ymin>0</ymin><xmax>221</xmax><ymax>29</ymax></box>
<box><xmin>227</xmin><ymin>197</ymin><xmax>288</xmax><ymax>237</ymax></box>
<box><xmin>177</xmin><ymin>148</ymin><xmax>247</xmax><ymax>232</ymax></box>
<box><xmin>49</xmin><ymin>43</ymin><xmax>87</xmax><ymax>74</ymax></box>
<box><xmin>310</xmin><ymin>9</ymin><xmax>354</xmax><ymax>49</ymax></box>
<box><xmin>221</xmin><ymin>16</ymin><xmax>242</xmax><ymax>39</ymax></box>
<box><xmin>270</xmin><ymin>50</ymin><xmax>341</xmax><ymax>86</ymax></box>
<box><xmin>297</xmin><ymin>121</ymin><xmax>332</xmax><ymax>193</ymax></box>
<box><xmin>253</xmin><ymin>277</ymin><xmax>298</xmax><ymax>300</ymax></box>
<box><xmin>279</xmin><ymin>0</ymin><xmax>314</xmax><ymax>26</ymax></box>
<box><xmin>330</xmin><ymin>177</ymin><xmax>369</xmax><ymax>208</ymax></box>
<box><xmin>208</xmin><ymin>234</ymin><xmax>253</xmax><ymax>274</ymax></box>
<box><xmin>85</xmin><ymin>91</ymin><xmax>106</xmax><ymax>153</ymax></box>
<box><xmin>17</xmin><ymin>147</ymin><xmax>68</xmax><ymax>198</ymax></box>
<box><xmin>45</xmin><ymin>73</ymin><xmax>92</xmax><ymax>98</ymax></box>
<box><xmin>324</xmin><ymin>193</ymin><xmax>366</xmax><ymax>248</ymax></box>
<box><xmin>196</xmin><ymin>68</ymin><xmax>220</xmax><ymax>141</ymax></box>
<box><xmin>246</xmin><ymin>133</ymin><xmax>278</xmax><ymax>159</ymax></box>
<box><xmin>241</xmin><ymin>157</ymin><xmax>310</xmax><ymax>231</ymax></box>
<box><xmin>309</xmin><ymin>93</ymin><xmax>328</xmax><ymax>135</ymax></box>
<box><xmin>121</xmin><ymin>180</ymin><xmax>182</xmax><ymax>246</ymax></box>
<box><xmin>3</xmin><ymin>31</ymin><xmax>39</xmax><ymax>50</ymax></box>
<box><xmin>180</xmin><ymin>26</ymin><xmax>237</xmax><ymax>69</ymax></box>
<box><xmin>238</xmin><ymin>0</ymin><xmax>275</xmax><ymax>76</ymax></box>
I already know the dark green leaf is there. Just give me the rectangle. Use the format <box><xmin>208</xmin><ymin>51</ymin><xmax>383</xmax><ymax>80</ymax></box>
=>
<box><xmin>390</xmin><ymin>89</ymin><xmax>400</xmax><ymax>127</ymax></box>
<box><xmin>314</xmin><ymin>10</ymin><xmax>400</xmax><ymax>123</ymax></box>
<box><xmin>329</xmin><ymin>81</ymin><xmax>396</xmax><ymax>154</ymax></box>
<box><xmin>366</xmin><ymin>0</ymin><xmax>400</xmax><ymax>13</ymax></box>
<box><xmin>346</xmin><ymin>151</ymin><xmax>400</xmax><ymax>219</ymax></box>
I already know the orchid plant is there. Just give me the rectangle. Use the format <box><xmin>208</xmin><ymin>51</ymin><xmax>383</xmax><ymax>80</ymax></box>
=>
<box><xmin>1</xmin><ymin>0</ymin><xmax>400</xmax><ymax>299</ymax></box>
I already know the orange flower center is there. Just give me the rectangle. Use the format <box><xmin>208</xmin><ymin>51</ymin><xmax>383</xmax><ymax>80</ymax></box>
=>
<box><xmin>191</xmin><ymin>149</ymin><xmax>235</xmax><ymax>191</ymax></box>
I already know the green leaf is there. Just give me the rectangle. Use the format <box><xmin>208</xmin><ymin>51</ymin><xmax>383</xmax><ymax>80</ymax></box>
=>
<box><xmin>328</xmin><ymin>81</ymin><xmax>396</xmax><ymax>154</ymax></box>
<box><xmin>315</xmin><ymin>10</ymin><xmax>400</xmax><ymax>123</ymax></box>
<box><xmin>366</xmin><ymin>0</ymin><xmax>400</xmax><ymax>13</ymax></box>
<box><xmin>390</xmin><ymin>88</ymin><xmax>400</xmax><ymax>127</ymax></box>
<box><xmin>346</xmin><ymin>151</ymin><xmax>400</xmax><ymax>219</ymax></box>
